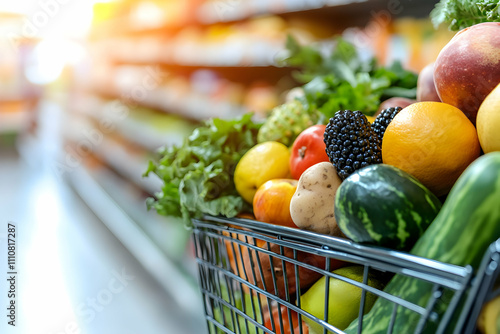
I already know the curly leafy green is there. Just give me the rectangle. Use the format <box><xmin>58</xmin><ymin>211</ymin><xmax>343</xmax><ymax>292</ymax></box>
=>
<box><xmin>431</xmin><ymin>0</ymin><xmax>500</xmax><ymax>31</ymax></box>
<box><xmin>144</xmin><ymin>113</ymin><xmax>261</xmax><ymax>226</ymax></box>
<box><xmin>282</xmin><ymin>35</ymin><xmax>418</xmax><ymax>117</ymax></box>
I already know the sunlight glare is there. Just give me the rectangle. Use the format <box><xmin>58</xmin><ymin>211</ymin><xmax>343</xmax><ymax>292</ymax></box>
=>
<box><xmin>25</xmin><ymin>38</ymin><xmax>86</xmax><ymax>85</ymax></box>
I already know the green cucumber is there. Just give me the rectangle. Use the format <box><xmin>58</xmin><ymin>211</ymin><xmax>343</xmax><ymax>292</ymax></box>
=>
<box><xmin>335</xmin><ymin>164</ymin><xmax>442</xmax><ymax>251</ymax></box>
<box><xmin>345</xmin><ymin>152</ymin><xmax>500</xmax><ymax>334</ymax></box>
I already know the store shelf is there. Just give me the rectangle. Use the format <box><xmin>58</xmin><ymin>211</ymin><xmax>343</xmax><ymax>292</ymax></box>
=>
<box><xmin>63</xmin><ymin>114</ymin><xmax>162</xmax><ymax>195</ymax></box>
<box><xmin>86</xmin><ymin>81</ymin><xmax>248</xmax><ymax>122</ymax></box>
<box><xmin>91</xmin><ymin>0</ymin><xmax>433</xmax><ymax>34</ymax></box>
<box><xmin>70</xmin><ymin>94</ymin><xmax>196</xmax><ymax>152</ymax></box>
<box><xmin>197</xmin><ymin>0</ymin><xmax>370</xmax><ymax>24</ymax></box>
<box><xmin>81</xmin><ymin>161</ymin><xmax>194</xmax><ymax>266</ymax></box>
<box><xmin>89</xmin><ymin>0</ymin><xmax>365</xmax><ymax>36</ymax></box>
<box><xmin>0</xmin><ymin>108</ymin><xmax>31</xmax><ymax>133</ymax></box>
<box><xmin>90</xmin><ymin>136</ymin><xmax>161</xmax><ymax>196</ymax></box>
<box><xmin>92</xmin><ymin>37</ymin><xmax>287</xmax><ymax>68</ymax></box>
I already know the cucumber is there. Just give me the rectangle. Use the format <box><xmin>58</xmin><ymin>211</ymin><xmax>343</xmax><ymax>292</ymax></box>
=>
<box><xmin>335</xmin><ymin>164</ymin><xmax>442</xmax><ymax>251</ymax></box>
<box><xmin>345</xmin><ymin>152</ymin><xmax>500</xmax><ymax>333</ymax></box>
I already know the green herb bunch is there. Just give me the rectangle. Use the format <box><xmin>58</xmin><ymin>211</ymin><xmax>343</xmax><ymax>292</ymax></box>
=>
<box><xmin>282</xmin><ymin>35</ymin><xmax>418</xmax><ymax>118</ymax></box>
<box><xmin>431</xmin><ymin>0</ymin><xmax>500</xmax><ymax>31</ymax></box>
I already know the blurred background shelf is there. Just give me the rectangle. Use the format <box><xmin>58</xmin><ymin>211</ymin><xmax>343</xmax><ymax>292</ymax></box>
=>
<box><xmin>70</xmin><ymin>93</ymin><xmax>198</xmax><ymax>150</ymax></box>
<box><xmin>89</xmin><ymin>0</ymin><xmax>439</xmax><ymax>35</ymax></box>
<box><xmin>0</xmin><ymin>105</ymin><xmax>31</xmax><ymax>133</ymax></box>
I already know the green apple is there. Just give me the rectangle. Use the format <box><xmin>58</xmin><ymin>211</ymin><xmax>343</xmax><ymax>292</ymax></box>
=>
<box><xmin>299</xmin><ymin>266</ymin><xmax>383</xmax><ymax>333</ymax></box>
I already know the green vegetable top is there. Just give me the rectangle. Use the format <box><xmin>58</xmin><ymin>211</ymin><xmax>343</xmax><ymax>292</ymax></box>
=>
<box><xmin>430</xmin><ymin>0</ymin><xmax>500</xmax><ymax>31</ymax></box>
<box><xmin>144</xmin><ymin>113</ymin><xmax>261</xmax><ymax>226</ymax></box>
<box><xmin>282</xmin><ymin>35</ymin><xmax>418</xmax><ymax>117</ymax></box>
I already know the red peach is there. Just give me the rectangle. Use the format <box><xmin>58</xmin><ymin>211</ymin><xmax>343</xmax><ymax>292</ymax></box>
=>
<box><xmin>434</xmin><ymin>22</ymin><xmax>500</xmax><ymax>125</ymax></box>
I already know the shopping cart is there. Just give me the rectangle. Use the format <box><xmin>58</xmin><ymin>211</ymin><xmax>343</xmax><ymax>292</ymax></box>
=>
<box><xmin>192</xmin><ymin>215</ymin><xmax>500</xmax><ymax>334</ymax></box>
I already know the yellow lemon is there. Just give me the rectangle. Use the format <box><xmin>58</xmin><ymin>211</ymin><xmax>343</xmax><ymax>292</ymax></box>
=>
<box><xmin>234</xmin><ymin>141</ymin><xmax>291</xmax><ymax>203</ymax></box>
<box><xmin>300</xmin><ymin>266</ymin><xmax>384</xmax><ymax>333</ymax></box>
<box><xmin>477</xmin><ymin>82</ymin><xmax>500</xmax><ymax>153</ymax></box>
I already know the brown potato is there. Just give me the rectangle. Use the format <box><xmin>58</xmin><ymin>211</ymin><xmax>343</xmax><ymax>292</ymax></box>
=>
<box><xmin>290</xmin><ymin>162</ymin><xmax>343</xmax><ymax>236</ymax></box>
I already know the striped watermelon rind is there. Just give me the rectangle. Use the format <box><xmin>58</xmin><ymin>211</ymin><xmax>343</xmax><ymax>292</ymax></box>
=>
<box><xmin>335</xmin><ymin>164</ymin><xmax>442</xmax><ymax>251</ymax></box>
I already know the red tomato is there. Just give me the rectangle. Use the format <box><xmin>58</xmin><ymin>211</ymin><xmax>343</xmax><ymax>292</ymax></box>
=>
<box><xmin>264</xmin><ymin>305</ymin><xmax>309</xmax><ymax>334</ymax></box>
<box><xmin>290</xmin><ymin>124</ymin><xmax>330</xmax><ymax>180</ymax></box>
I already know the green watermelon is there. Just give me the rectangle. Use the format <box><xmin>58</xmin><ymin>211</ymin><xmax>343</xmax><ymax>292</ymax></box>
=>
<box><xmin>335</xmin><ymin>164</ymin><xmax>442</xmax><ymax>251</ymax></box>
<box><xmin>345</xmin><ymin>152</ymin><xmax>500</xmax><ymax>334</ymax></box>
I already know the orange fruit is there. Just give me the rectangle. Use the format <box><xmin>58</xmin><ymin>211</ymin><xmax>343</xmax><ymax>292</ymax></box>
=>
<box><xmin>382</xmin><ymin>102</ymin><xmax>481</xmax><ymax>197</ymax></box>
<box><xmin>253</xmin><ymin>179</ymin><xmax>298</xmax><ymax>228</ymax></box>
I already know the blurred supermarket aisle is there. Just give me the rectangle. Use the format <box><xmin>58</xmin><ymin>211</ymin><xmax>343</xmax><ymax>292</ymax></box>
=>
<box><xmin>0</xmin><ymin>105</ymin><xmax>206</xmax><ymax>333</ymax></box>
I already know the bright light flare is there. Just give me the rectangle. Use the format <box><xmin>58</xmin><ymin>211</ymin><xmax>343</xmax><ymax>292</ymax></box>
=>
<box><xmin>25</xmin><ymin>38</ymin><xmax>87</xmax><ymax>85</ymax></box>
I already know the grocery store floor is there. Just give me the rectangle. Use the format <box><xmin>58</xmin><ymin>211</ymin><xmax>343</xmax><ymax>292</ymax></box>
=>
<box><xmin>0</xmin><ymin>109</ymin><xmax>207</xmax><ymax>334</ymax></box>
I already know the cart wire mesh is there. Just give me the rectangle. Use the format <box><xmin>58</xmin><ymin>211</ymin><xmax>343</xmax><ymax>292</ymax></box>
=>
<box><xmin>192</xmin><ymin>215</ymin><xmax>500</xmax><ymax>334</ymax></box>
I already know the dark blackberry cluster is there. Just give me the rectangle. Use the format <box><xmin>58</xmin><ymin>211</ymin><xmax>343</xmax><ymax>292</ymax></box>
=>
<box><xmin>371</xmin><ymin>106</ymin><xmax>402</xmax><ymax>142</ymax></box>
<box><xmin>324</xmin><ymin>110</ymin><xmax>382</xmax><ymax>180</ymax></box>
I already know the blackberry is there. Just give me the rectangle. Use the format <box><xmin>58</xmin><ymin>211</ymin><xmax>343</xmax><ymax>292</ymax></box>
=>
<box><xmin>324</xmin><ymin>110</ymin><xmax>382</xmax><ymax>180</ymax></box>
<box><xmin>371</xmin><ymin>106</ymin><xmax>402</xmax><ymax>142</ymax></box>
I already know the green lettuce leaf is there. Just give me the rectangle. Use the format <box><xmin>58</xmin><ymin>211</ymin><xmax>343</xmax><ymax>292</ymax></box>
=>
<box><xmin>144</xmin><ymin>113</ymin><xmax>261</xmax><ymax>226</ymax></box>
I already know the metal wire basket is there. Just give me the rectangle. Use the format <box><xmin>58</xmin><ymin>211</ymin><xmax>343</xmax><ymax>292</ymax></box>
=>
<box><xmin>192</xmin><ymin>215</ymin><xmax>500</xmax><ymax>334</ymax></box>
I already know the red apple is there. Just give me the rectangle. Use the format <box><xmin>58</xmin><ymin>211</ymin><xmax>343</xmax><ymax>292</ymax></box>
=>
<box><xmin>417</xmin><ymin>62</ymin><xmax>441</xmax><ymax>102</ymax></box>
<box><xmin>434</xmin><ymin>22</ymin><xmax>500</xmax><ymax>125</ymax></box>
<box><xmin>253</xmin><ymin>179</ymin><xmax>298</xmax><ymax>228</ymax></box>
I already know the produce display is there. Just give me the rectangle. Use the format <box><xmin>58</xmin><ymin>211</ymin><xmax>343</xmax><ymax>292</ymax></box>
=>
<box><xmin>146</xmin><ymin>10</ymin><xmax>500</xmax><ymax>333</ymax></box>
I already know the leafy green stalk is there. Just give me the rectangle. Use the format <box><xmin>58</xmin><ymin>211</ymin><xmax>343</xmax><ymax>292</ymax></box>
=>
<box><xmin>144</xmin><ymin>113</ymin><xmax>261</xmax><ymax>226</ymax></box>
<box><xmin>431</xmin><ymin>0</ymin><xmax>500</xmax><ymax>31</ymax></box>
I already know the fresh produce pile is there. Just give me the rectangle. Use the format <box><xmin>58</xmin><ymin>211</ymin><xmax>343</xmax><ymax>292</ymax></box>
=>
<box><xmin>146</xmin><ymin>18</ymin><xmax>500</xmax><ymax>334</ymax></box>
